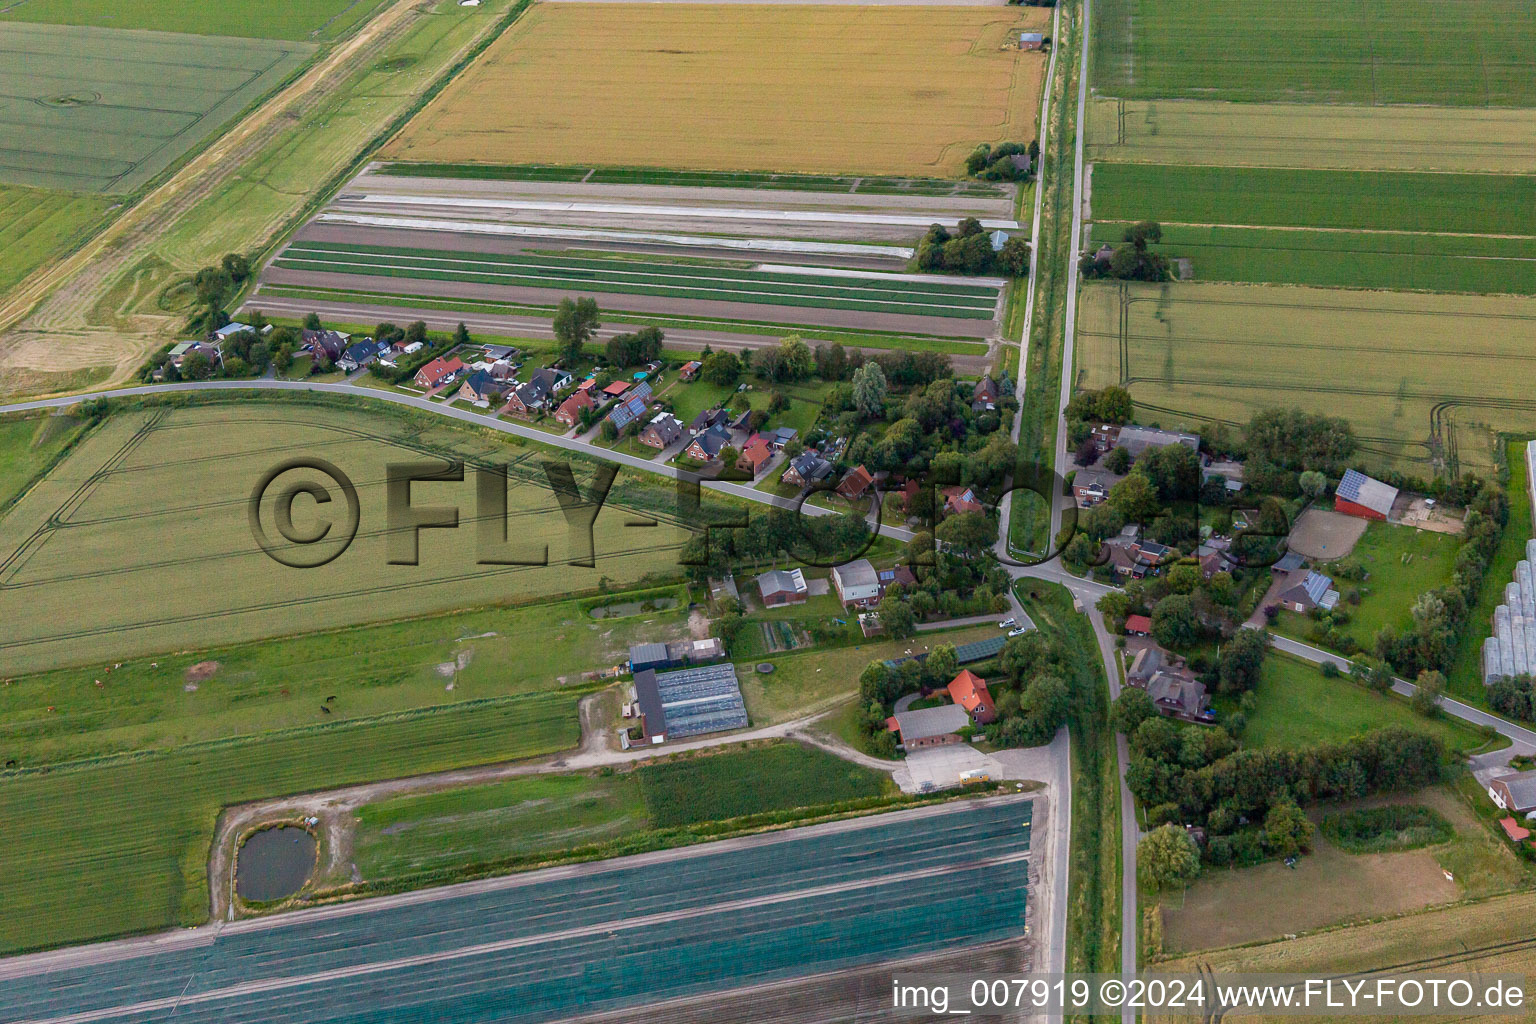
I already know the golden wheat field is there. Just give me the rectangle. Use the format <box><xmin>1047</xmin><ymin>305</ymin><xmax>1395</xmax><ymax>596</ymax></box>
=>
<box><xmin>1085</xmin><ymin>98</ymin><xmax>1536</xmax><ymax>174</ymax></box>
<box><xmin>383</xmin><ymin>2</ymin><xmax>1049</xmax><ymax>177</ymax></box>
<box><xmin>1076</xmin><ymin>281</ymin><xmax>1536</xmax><ymax>475</ymax></box>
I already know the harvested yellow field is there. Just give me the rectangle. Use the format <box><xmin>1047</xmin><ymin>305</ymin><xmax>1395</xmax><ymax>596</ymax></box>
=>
<box><xmin>1077</xmin><ymin>281</ymin><xmax>1536</xmax><ymax>475</ymax></box>
<box><xmin>384</xmin><ymin>2</ymin><xmax>1049</xmax><ymax>177</ymax></box>
<box><xmin>1086</xmin><ymin>97</ymin><xmax>1536</xmax><ymax>174</ymax></box>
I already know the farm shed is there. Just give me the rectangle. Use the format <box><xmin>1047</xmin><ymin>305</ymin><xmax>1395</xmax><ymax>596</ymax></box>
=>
<box><xmin>886</xmin><ymin>704</ymin><xmax>973</xmax><ymax>750</ymax></box>
<box><xmin>1488</xmin><ymin>771</ymin><xmax>1536</xmax><ymax>815</ymax></box>
<box><xmin>629</xmin><ymin>642</ymin><xmax>672</xmax><ymax>673</ymax></box>
<box><xmin>632</xmin><ymin>663</ymin><xmax>749</xmax><ymax>743</ymax></box>
<box><xmin>1335</xmin><ymin>469</ymin><xmax>1398</xmax><ymax>521</ymax></box>
<box><xmin>757</xmin><ymin>568</ymin><xmax>808</xmax><ymax>607</ymax></box>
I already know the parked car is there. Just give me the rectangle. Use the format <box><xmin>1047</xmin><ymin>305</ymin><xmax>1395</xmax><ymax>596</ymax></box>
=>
<box><xmin>998</xmin><ymin>618</ymin><xmax>1016</xmax><ymax>629</ymax></box>
<box><xmin>1008</xmin><ymin>627</ymin><xmax>1028</xmax><ymax>637</ymax></box>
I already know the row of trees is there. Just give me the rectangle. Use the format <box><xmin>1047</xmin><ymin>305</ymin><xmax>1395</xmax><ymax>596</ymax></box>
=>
<box><xmin>183</xmin><ymin>252</ymin><xmax>252</xmax><ymax>334</ymax></box>
<box><xmin>963</xmin><ymin>141</ymin><xmax>1038</xmax><ymax>182</ymax></box>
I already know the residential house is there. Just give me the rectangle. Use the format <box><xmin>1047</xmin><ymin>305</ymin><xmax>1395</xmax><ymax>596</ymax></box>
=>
<box><xmin>505</xmin><ymin>367</ymin><xmax>573</xmax><ymax>417</ymax></box>
<box><xmin>1102</xmin><ymin>536</ymin><xmax>1172</xmax><ymax>579</ymax></box>
<box><xmin>832</xmin><ymin>558</ymin><xmax>881</xmax><ymax>609</ymax></box>
<box><xmin>876</xmin><ymin>564</ymin><xmax>917</xmax><ymax>597</ymax></box>
<box><xmin>414</xmin><ymin>356</ymin><xmax>464</xmax><ymax>390</ymax></box>
<box><xmin>689</xmin><ymin>407</ymin><xmax>729</xmax><ymax>436</ymax></box>
<box><xmin>729</xmin><ymin>409</ymin><xmax>753</xmax><ymax>435</ymax></box>
<box><xmin>947</xmin><ymin>669</ymin><xmax>996</xmax><ymax>725</ymax></box>
<box><xmin>1147</xmin><ymin>670</ymin><xmax>1211</xmax><ymax>722</ymax></box>
<box><xmin>1197</xmin><ymin>538</ymin><xmax>1231</xmax><ymax>578</ymax></box>
<box><xmin>1280</xmin><ymin>570</ymin><xmax>1340</xmax><ymax>613</ymax></box>
<box><xmin>886</xmin><ymin>704</ymin><xmax>973</xmax><ymax>750</ymax></box>
<box><xmin>971</xmin><ymin>376</ymin><xmax>1000</xmax><ymax>413</ymax></box>
<box><xmin>942</xmin><ymin>486</ymin><xmax>985</xmax><ymax>515</ymax></box>
<box><xmin>1072</xmin><ymin>467</ymin><xmax>1120</xmax><ymax>508</ymax></box>
<box><xmin>457</xmin><ymin>369</ymin><xmax>511</xmax><ymax>405</ymax></box>
<box><xmin>168</xmin><ymin>341</ymin><xmax>222</xmax><ymax>371</ymax></box>
<box><xmin>337</xmin><ymin>340</ymin><xmax>381</xmax><ymax>372</ymax></box>
<box><xmin>685</xmin><ymin>424</ymin><xmax>734</xmax><ymax>462</ymax></box>
<box><xmin>481</xmin><ymin>344</ymin><xmax>517</xmax><ymax>361</ymax></box>
<box><xmin>488</xmin><ymin>359</ymin><xmax>517</xmax><ymax>382</ymax></box>
<box><xmin>1092</xmin><ymin>423</ymin><xmax>1199</xmax><ymax>459</ymax></box>
<box><xmin>554</xmin><ymin>388</ymin><xmax>596</xmax><ymax>427</ymax></box>
<box><xmin>640</xmin><ymin>413</ymin><xmax>684</xmax><ymax>450</ymax></box>
<box><xmin>1335</xmin><ymin>468</ymin><xmax>1399</xmax><ymax>521</ymax></box>
<box><xmin>781</xmin><ymin>451</ymin><xmax>832</xmax><ymax>488</ymax></box>
<box><xmin>836</xmin><ymin>465</ymin><xmax>874</xmax><ymax>501</ymax></box>
<box><xmin>679</xmin><ymin>360</ymin><xmax>702</xmax><ymax>381</ymax></box>
<box><xmin>757</xmin><ymin>568</ymin><xmax>808</xmax><ymax>607</ymax></box>
<box><xmin>301</xmin><ymin>328</ymin><xmax>349</xmax><ymax>362</ymax></box>
<box><xmin>736</xmin><ymin>434</ymin><xmax>774</xmax><ymax>477</ymax></box>
<box><xmin>769</xmin><ymin>427</ymin><xmax>798</xmax><ymax>451</ymax></box>
<box><xmin>607</xmin><ymin>381</ymin><xmax>654</xmax><ymax>433</ymax></box>
<box><xmin>1126</xmin><ymin>644</ymin><xmax>1165</xmax><ymax>686</ymax></box>
<box><xmin>1489</xmin><ymin>772</ymin><xmax>1536</xmax><ymax>816</ymax></box>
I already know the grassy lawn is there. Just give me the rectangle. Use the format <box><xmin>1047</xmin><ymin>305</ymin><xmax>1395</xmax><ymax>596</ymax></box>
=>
<box><xmin>0</xmin><ymin>413</ymin><xmax>89</xmax><ymax>512</ymax></box>
<box><xmin>0</xmin><ymin>587</ymin><xmax>692</xmax><ymax>767</ymax></box>
<box><xmin>1232</xmin><ymin>655</ymin><xmax>1489</xmax><ymax>754</ymax></box>
<box><xmin>637</xmin><ymin>743</ymin><xmax>892</xmax><ymax>826</ymax></box>
<box><xmin>353</xmin><ymin>772</ymin><xmax>648</xmax><ymax>881</ymax></box>
<box><xmin>666</xmin><ymin>380</ymin><xmax>744</xmax><ymax>428</ymax></box>
<box><xmin>1278</xmin><ymin>521</ymin><xmax>1460</xmax><ymax>647</ymax></box>
<box><xmin>736</xmin><ymin>624</ymin><xmax>1000</xmax><ymax>725</ymax></box>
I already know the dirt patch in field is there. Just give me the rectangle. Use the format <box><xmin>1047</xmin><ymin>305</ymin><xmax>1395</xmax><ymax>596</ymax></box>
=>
<box><xmin>1160</xmin><ymin>829</ymin><xmax>1457</xmax><ymax>954</ymax></box>
<box><xmin>1285</xmin><ymin>507</ymin><xmax>1369</xmax><ymax>561</ymax></box>
<box><xmin>184</xmin><ymin>660</ymin><xmax>220</xmax><ymax>683</ymax></box>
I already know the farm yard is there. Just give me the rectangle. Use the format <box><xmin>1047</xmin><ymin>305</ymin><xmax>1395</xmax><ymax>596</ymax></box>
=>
<box><xmin>1076</xmin><ymin>281</ymin><xmax>1536</xmax><ymax>474</ymax></box>
<box><xmin>381</xmin><ymin>3</ymin><xmax>1050</xmax><ymax>178</ymax></box>
<box><xmin>1092</xmin><ymin>0</ymin><xmax>1536</xmax><ymax>106</ymax></box>
<box><xmin>0</xmin><ymin>399</ymin><xmax>703</xmax><ymax>677</ymax></box>
<box><xmin>0</xmin><ymin>22</ymin><xmax>313</xmax><ymax>194</ymax></box>
<box><xmin>1085</xmin><ymin>99</ymin><xmax>1536</xmax><ymax>174</ymax></box>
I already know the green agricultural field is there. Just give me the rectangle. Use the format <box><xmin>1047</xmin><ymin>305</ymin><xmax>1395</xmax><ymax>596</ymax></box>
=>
<box><xmin>0</xmin><ymin>23</ymin><xmax>313</xmax><ymax>193</ymax></box>
<box><xmin>0</xmin><ymin>185</ymin><xmax>113</xmax><ymax>296</ymax></box>
<box><xmin>0</xmin><ymin>399</ymin><xmax>705</xmax><ymax>676</ymax></box>
<box><xmin>272</xmin><ymin>242</ymin><xmax>1002</xmax><ymax>320</ymax></box>
<box><xmin>1090</xmin><ymin>164</ymin><xmax>1536</xmax><ymax>237</ymax></box>
<box><xmin>0</xmin><ymin>689</ymin><xmax>577</xmax><ymax>954</ymax></box>
<box><xmin>353</xmin><ymin>772</ymin><xmax>649</xmax><ymax>881</ymax></box>
<box><xmin>250</xmin><ymin>286</ymin><xmax>989</xmax><ymax>357</ymax></box>
<box><xmin>0</xmin><ymin>588</ymin><xmax>689</xmax><ymax>767</ymax></box>
<box><xmin>638</xmin><ymin>743</ymin><xmax>892</xmax><ymax>827</ymax></box>
<box><xmin>1229</xmin><ymin>656</ymin><xmax>1487</xmax><ymax>753</ymax></box>
<box><xmin>0</xmin><ymin>412</ymin><xmax>90</xmax><ymax>513</ymax></box>
<box><xmin>1273</xmin><ymin>522</ymin><xmax>1460</xmax><ymax>649</ymax></box>
<box><xmin>1092</xmin><ymin>0</ymin><xmax>1536</xmax><ymax>106</ymax></box>
<box><xmin>1088</xmin><ymin>222</ymin><xmax>1536</xmax><ymax>294</ymax></box>
<box><xmin>0</xmin><ymin>0</ymin><xmax>381</xmax><ymax>40</ymax></box>
<box><xmin>1077</xmin><ymin>281</ymin><xmax>1536</xmax><ymax>475</ymax></box>
<box><xmin>376</xmin><ymin>162</ymin><xmax>1011</xmax><ymax>197</ymax></box>
<box><xmin>1085</xmin><ymin>99</ymin><xmax>1536</xmax><ymax>174</ymax></box>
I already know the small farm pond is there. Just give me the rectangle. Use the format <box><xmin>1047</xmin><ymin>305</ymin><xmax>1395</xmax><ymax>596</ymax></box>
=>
<box><xmin>236</xmin><ymin>827</ymin><xmax>316</xmax><ymax>902</ymax></box>
<box><xmin>589</xmin><ymin>597</ymin><xmax>678</xmax><ymax>618</ymax></box>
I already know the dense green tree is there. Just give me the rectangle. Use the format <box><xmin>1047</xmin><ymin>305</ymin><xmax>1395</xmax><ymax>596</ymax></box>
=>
<box><xmin>1151</xmin><ymin>594</ymin><xmax>1201</xmax><ymax>649</ymax></box>
<box><xmin>552</xmin><ymin>297</ymin><xmax>600</xmax><ymax>362</ymax></box>
<box><xmin>851</xmin><ymin>361</ymin><xmax>888</xmax><ymax>419</ymax></box>
<box><xmin>1111</xmin><ymin>687</ymin><xmax>1157</xmax><ymax>735</ymax></box>
<box><xmin>1138</xmin><ymin>825</ymin><xmax>1201</xmax><ymax>890</ymax></box>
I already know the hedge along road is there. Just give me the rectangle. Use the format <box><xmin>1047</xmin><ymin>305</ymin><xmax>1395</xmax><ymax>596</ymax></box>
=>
<box><xmin>0</xmin><ymin>379</ymin><xmax>916</xmax><ymax>544</ymax></box>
